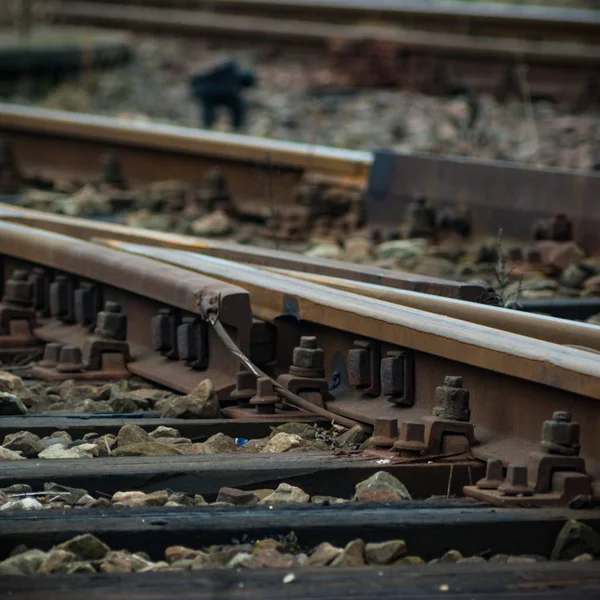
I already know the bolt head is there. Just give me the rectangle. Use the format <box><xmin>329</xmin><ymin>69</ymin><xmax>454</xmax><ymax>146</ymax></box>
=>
<box><xmin>104</xmin><ymin>301</ymin><xmax>121</xmax><ymax>314</ymax></box>
<box><xmin>553</xmin><ymin>411</ymin><xmax>571</xmax><ymax>423</ymax></box>
<box><xmin>299</xmin><ymin>336</ymin><xmax>317</xmax><ymax>349</ymax></box>
<box><xmin>444</xmin><ymin>376</ymin><xmax>463</xmax><ymax>388</ymax></box>
<box><xmin>235</xmin><ymin>371</ymin><xmax>257</xmax><ymax>391</ymax></box>
<box><xmin>541</xmin><ymin>415</ymin><xmax>580</xmax><ymax>455</ymax></box>
<box><xmin>11</xmin><ymin>270</ymin><xmax>29</xmax><ymax>282</ymax></box>
<box><xmin>293</xmin><ymin>344</ymin><xmax>324</xmax><ymax>370</ymax></box>
<box><xmin>256</xmin><ymin>377</ymin><xmax>274</xmax><ymax>395</ymax></box>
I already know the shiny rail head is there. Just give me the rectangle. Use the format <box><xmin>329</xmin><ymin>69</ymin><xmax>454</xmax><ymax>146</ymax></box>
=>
<box><xmin>0</xmin><ymin>102</ymin><xmax>372</xmax><ymax>174</ymax></box>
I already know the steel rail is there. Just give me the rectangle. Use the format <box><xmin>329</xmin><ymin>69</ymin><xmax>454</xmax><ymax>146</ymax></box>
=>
<box><xmin>4</xmin><ymin>104</ymin><xmax>600</xmax><ymax>249</ymax></box>
<box><xmin>0</xmin><ymin>103</ymin><xmax>370</xmax><ymax>184</ymax></box>
<box><xmin>264</xmin><ymin>267</ymin><xmax>600</xmax><ymax>353</ymax></box>
<box><xmin>0</xmin><ymin>205</ymin><xmax>484</xmax><ymax>301</ymax></box>
<box><xmin>4</xmin><ymin>205</ymin><xmax>600</xmax><ymax>352</ymax></box>
<box><xmin>55</xmin><ymin>0</ymin><xmax>600</xmax><ymax>37</ymax></box>
<box><xmin>52</xmin><ymin>2</ymin><xmax>600</xmax><ymax>66</ymax></box>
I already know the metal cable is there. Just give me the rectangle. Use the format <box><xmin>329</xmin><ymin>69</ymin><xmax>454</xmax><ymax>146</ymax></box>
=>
<box><xmin>210</xmin><ymin>318</ymin><xmax>363</xmax><ymax>430</ymax></box>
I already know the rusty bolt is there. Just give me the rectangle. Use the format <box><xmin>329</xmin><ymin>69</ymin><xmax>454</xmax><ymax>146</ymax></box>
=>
<box><xmin>3</xmin><ymin>269</ymin><xmax>32</xmax><ymax>305</ymax></box>
<box><xmin>95</xmin><ymin>301</ymin><xmax>127</xmax><ymax>341</ymax></box>
<box><xmin>74</xmin><ymin>283</ymin><xmax>96</xmax><ymax>326</ymax></box>
<box><xmin>204</xmin><ymin>168</ymin><xmax>227</xmax><ymax>192</ymax></box>
<box><xmin>367</xmin><ymin>417</ymin><xmax>399</xmax><ymax>448</ymax></box>
<box><xmin>30</xmin><ymin>268</ymin><xmax>49</xmax><ymax>312</ymax></box>
<box><xmin>230</xmin><ymin>371</ymin><xmax>257</xmax><ymax>408</ymax></box>
<box><xmin>290</xmin><ymin>336</ymin><xmax>324</xmax><ymax>378</ymax></box>
<box><xmin>541</xmin><ymin>411</ymin><xmax>580</xmax><ymax>456</ymax></box>
<box><xmin>432</xmin><ymin>376</ymin><xmax>471</xmax><ymax>422</ymax></box>
<box><xmin>39</xmin><ymin>342</ymin><xmax>63</xmax><ymax>368</ymax></box>
<box><xmin>249</xmin><ymin>377</ymin><xmax>279</xmax><ymax>414</ymax></box>
<box><xmin>348</xmin><ymin>346</ymin><xmax>370</xmax><ymax>388</ymax></box>
<box><xmin>177</xmin><ymin>317</ymin><xmax>208</xmax><ymax>369</ymax></box>
<box><xmin>393</xmin><ymin>422</ymin><xmax>426</xmax><ymax>452</ymax></box>
<box><xmin>56</xmin><ymin>345</ymin><xmax>84</xmax><ymax>373</ymax></box>
<box><xmin>498</xmin><ymin>465</ymin><xmax>533</xmax><ymax>497</ymax></box>
<box><xmin>476</xmin><ymin>458</ymin><xmax>505</xmax><ymax>490</ymax></box>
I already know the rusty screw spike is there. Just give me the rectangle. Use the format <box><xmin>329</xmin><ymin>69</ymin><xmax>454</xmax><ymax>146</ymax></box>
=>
<box><xmin>498</xmin><ymin>465</ymin><xmax>533</xmax><ymax>497</ymax></box>
<box><xmin>476</xmin><ymin>458</ymin><xmax>505</xmax><ymax>490</ymax></box>
<box><xmin>230</xmin><ymin>371</ymin><xmax>257</xmax><ymax>408</ymax></box>
<box><xmin>367</xmin><ymin>417</ymin><xmax>399</xmax><ymax>448</ymax></box>
<box><xmin>39</xmin><ymin>342</ymin><xmax>63</xmax><ymax>368</ymax></box>
<box><xmin>249</xmin><ymin>377</ymin><xmax>279</xmax><ymax>414</ymax></box>
<box><xmin>541</xmin><ymin>411</ymin><xmax>580</xmax><ymax>456</ymax></box>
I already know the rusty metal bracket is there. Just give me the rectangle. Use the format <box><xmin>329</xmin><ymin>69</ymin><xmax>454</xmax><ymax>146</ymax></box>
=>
<box><xmin>393</xmin><ymin>415</ymin><xmax>476</xmax><ymax>456</ymax></box>
<box><xmin>463</xmin><ymin>454</ymin><xmax>593</xmax><ymax>508</ymax></box>
<box><xmin>348</xmin><ymin>339</ymin><xmax>381</xmax><ymax>396</ymax></box>
<box><xmin>31</xmin><ymin>341</ymin><xmax>131</xmax><ymax>381</ymax></box>
<box><xmin>381</xmin><ymin>349</ymin><xmax>415</xmax><ymax>406</ymax></box>
<box><xmin>177</xmin><ymin>316</ymin><xmax>209</xmax><ymax>370</ymax></box>
<box><xmin>152</xmin><ymin>307</ymin><xmax>181</xmax><ymax>360</ymax></box>
<box><xmin>464</xmin><ymin>411</ymin><xmax>594</xmax><ymax>507</ymax></box>
<box><xmin>50</xmin><ymin>274</ymin><xmax>77</xmax><ymax>324</ymax></box>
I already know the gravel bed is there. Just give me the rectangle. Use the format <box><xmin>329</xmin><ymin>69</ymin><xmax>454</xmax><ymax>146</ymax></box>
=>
<box><xmin>0</xmin><ymin>421</ymin><xmax>354</xmax><ymax>459</ymax></box>
<box><xmin>0</xmin><ymin>470</ymin><xmax>411</xmax><ymax>510</ymax></box>
<box><xmin>0</xmin><ymin>370</ymin><xmax>368</xmax><ymax>458</ymax></box>
<box><xmin>0</xmin><ymin>371</ymin><xmax>195</xmax><ymax>417</ymax></box>
<box><xmin>0</xmin><ymin>519</ymin><xmax>597</xmax><ymax>575</ymax></box>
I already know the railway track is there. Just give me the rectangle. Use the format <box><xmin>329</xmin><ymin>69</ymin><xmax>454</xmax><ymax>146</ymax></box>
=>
<box><xmin>2</xmin><ymin>103</ymin><xmax>600</xmax><ymax>249</ymax></box>
<box><xmin>47</xmin><ymin>0</ymin><xmax>600</xmax><ymax>107</ymax></box>
<box><xmin>0</xmin><ymin>204</ymin><xmax>600</xmax><ymax>596</ymax></box>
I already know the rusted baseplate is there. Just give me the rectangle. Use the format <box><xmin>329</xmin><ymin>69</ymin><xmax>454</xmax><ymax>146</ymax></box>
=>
<box><xmin>361</xmin><ymin>379</ymin><xmax>598</xmax><ymax>508</ymax></box>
